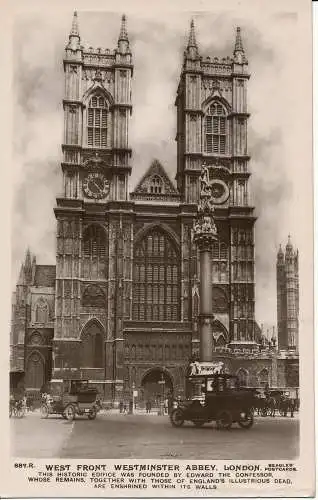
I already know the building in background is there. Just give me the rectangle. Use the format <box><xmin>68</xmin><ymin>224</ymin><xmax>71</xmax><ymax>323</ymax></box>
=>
<box><xmin>277</xmin><ymin>237</ymin><xmax>299</xmax><ymax>351</ymax></box>
<box><xmin>10</xmin><ymin>14</ymin><xmax>299</xmax><ymax>403</ymax></box>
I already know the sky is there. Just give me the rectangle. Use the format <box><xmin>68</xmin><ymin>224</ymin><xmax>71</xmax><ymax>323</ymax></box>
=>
<box><xmin>10</xmin><ymin>4</ymin><xmax>313</xmax><ymax>333</ymax></box>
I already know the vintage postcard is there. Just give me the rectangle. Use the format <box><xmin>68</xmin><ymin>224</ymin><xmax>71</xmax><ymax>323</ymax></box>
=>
<box><xmin>1</xmin><ymin>0</ymin><xmax>315</xmax><ymax>497</ymax></box>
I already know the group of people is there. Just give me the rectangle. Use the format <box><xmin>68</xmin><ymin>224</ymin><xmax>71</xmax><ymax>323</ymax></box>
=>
<box><xmin>119</xmin><ymin>397</ymin><xmax>176</xmax><ymax>415</ymax></box>
<box><xmin>9</xmin><ymin>394</ymin><xmax>28</xmax><ymax>417</ymax></box>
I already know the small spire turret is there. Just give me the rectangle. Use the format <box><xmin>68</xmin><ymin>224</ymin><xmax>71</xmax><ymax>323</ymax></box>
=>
<box><xmin>117</xmin><ymin>14</ymin><xmax>130</xmax><ymax>53</ymax></box>
<box><xmin>24</xmin><ymin>248</ymin><xmax>32</xmax><ymax>271</ymax></box>
<box><xmin>286</xmin><ymin>234</ymin><xmax>293</xmax><ymax>256</ymax></box>
<box><xmin>277</xmin><ymin>244</ymin><xmax>284</xmax><ymax>264</ymax></box>
<box><xmin>24</xmin><ymin>248</ymin><xmax>33</xmax><ymax>284</ymax></box>
<box><xmin>119</xmin><ymin>14</ymin><xmax>128</xmax><ymax>41</ymax></box>
<box><xmin>233</xmin><ymin>27</ymin><xmax>247</xmax><ymax>63</ymax></box>
<box><xmin>67</xmin><ymin>11</ymin><xmax>81</xmax><ymax>50</ymax></box>
<box><xmin>17</xmin><ymin>264</ymin><xmax>25</xmax><ymax>286</ymax></box>
<box><xmin>185</xmin><ymin>19</ymin><xmax>200</xmax><ymax>60</ymax></box>
<box><xmin>70</xmin><ymin>11</ymin><xmax>79</xmax><ymax>37</ymax></box>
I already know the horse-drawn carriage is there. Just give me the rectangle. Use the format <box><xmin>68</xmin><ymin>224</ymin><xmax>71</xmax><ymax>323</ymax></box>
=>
<box><xmin>253</xmin><ymin>389</ymin><xmax>297</xmax><ymax>417</ymax></box>
<box><xmin>40</xmin><ymin>379</ymin><xmax>100</xmax><ymax>421</ymax></box>
<box><xmin>170</xmin><ymin>362</ymin><xmax>256</xmax><ymax>430</ymax></box>
<box><xmin>9</xmin><ymin>396</ymin><xmax>26</xmax><ymax>418</ymax></box>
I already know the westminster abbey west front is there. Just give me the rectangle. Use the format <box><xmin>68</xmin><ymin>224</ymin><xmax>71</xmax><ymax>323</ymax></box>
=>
<box><xmin>10</xmin><ymin>14</ymin><xmax>299</xmax><ymax>404</ymax></box>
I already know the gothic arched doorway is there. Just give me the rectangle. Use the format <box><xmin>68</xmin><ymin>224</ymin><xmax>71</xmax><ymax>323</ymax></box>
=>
<box><xmin>141</xmin><ymin>368</ymin><xmax>173</xmax><ymax>406</ymax></box>
<box><xmin>25</xmin><ymin>351</ymin><xmax>45</xmax><ymax>390</ymax></box>
<box><xmin>80</xmin><ymin>320</ymin><xmax>104</xmax><ymax>368</ymax></box>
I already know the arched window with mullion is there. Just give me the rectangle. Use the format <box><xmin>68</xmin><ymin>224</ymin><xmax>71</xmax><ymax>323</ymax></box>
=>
<box><xmin>82</xmin><ymin>224</ymin><xmax>107</xmax><ymax>280</ymax></box>
<box><xmin>133</xmin><ymin>229</ymin><xmax>180</xmax><ymax>321</ymax></box>
<box><xmin>87</xmin><ymin>94</ymin><xmax>108</xmax><ymax>148</ymax></box>
<box><xmin>204</xmin><ymin>101</ymin><xmax>227</xmax><ymax>154</ymax></box>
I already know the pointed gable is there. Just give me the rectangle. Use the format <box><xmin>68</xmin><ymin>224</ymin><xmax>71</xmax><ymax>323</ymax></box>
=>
<box><xmin>131</xmin><ymin>159</ymin><xmax>180</xmax><ymax>202</ymax></box>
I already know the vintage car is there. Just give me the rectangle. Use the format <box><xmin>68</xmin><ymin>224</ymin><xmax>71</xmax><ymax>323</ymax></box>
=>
<box><xmin>170</xmin><ymin>362</ymin><xmax>256</xmax><ymax>430</ymax></box>
<box><xmin>40</xmin><ymin>379</ymin><xmax>99</xmax><ymax>421</ymax></box>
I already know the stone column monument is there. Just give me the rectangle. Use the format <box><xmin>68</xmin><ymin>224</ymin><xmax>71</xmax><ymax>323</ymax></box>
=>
<box><xmin>193</xmin><ymin>164</ymin><xmax>218</xmax><ymax>362</ymax></box>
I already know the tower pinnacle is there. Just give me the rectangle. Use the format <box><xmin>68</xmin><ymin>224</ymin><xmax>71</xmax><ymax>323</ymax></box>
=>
<box><xmin>17</xmin><ymin>264</ymin><xmax>25</xmax><ymax>286</ymax></box>
<box><xmin>185</xmin><ymin>19</ymin><xmax>200</xmax><ymax>59</ymax></box>
<box><xmin>117</xmin><ymin>14</ymin><xmax>130</xmax><ymax>53</ymax></box>
<box><xmin>233</xmin><ymin>27</ymin><xmax>247</xmax><ymax>63</ymax></box>
<box><xmin>277</xmin><ymin>244</ymin><xmax>284</xmax><ymax>264</ymax></box>
<box><xmin>119</xmin><ymin>14</ymin><xmax>128</xmax><ymax>41</ymax></box>
<box><xmin>188</xmin><ymin>19</ymin><xmax>197</xmax><ymax>48</ymax></box>
<box><xmin>67</xmin><ymin>11</ymin><xmax>81</xmax><ymax>50</ymax></box>
<box><xmin>70</xmin><ymin>11</ymin><xmax>79</xmax><ymax>37</ymax></box>
<box><xmin>286</xmin><ymin>234</ymin><xmax>293</xmax><ymax>254</ymax></box>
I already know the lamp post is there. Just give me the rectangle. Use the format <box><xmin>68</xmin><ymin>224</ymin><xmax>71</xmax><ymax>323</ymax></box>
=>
<box><xmin>158</xmin><ymin>373</ymin><xmax>165</xmax><ymax>416</ymax></box>
<box><xmin>131</xmin><ymin>382</ymin><xmax>135</xmax><ymax>415</ymax></box>
<box><xmin>193</xmin><ymin>164</ymin><xmax>218</xmax><ymax>362</ymax></box>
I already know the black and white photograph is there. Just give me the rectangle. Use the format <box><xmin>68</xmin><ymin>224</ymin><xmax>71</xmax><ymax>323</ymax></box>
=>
<box><xmin>3</xmin><ymin>0</ymin><xmax>314</xmax><ymax>496</ymax></box>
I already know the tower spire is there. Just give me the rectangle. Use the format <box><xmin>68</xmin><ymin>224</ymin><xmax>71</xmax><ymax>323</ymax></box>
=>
<box><xmin>67</xmin><ymin>11</ymin><xmax>81</xmax><ymax>50</ymax></box>
<box><xmin>117</xmin><ymin>14</ymin><xmax>130</xmax><ymax>53</ymax></box>
<box><xmin>188</xmin><ymin>19</ymin><xmax>197</xmax><ymax>49</ymax></box>
<box><xmin>233</xmin><ymin>26</ymin><xmax>247</xmax><ymax>63</ymax></box>
<box><xmin>17</xmin><ymin>263</ymin><xmax>25</xmax><ymax>286</ymax></box>
<box><xmin>119</xmin><ymin>14</ymin><xmax>128</xmax><ymax>42</ymax></box>
<box><xmin>70</xmin><ymin>11</ymin><xmax>80</xmax><ymax>37</ymax></box>
<box><xmin>185</xmin><ymin>19</ymin><xmax>200</xmax><ymax>59</ymax></box>
<box><xmin>234</xmin><ymin>27</ymin><xmax>244</xmax><ymax>52</ymax></box>
<box><xmin>286</xmin><ymin>234</ymin><xmax>293</xmax><ymax>254</ymax></box>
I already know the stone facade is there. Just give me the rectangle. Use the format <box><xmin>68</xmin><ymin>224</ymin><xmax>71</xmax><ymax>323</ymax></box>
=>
<box><xmin>10</xmin><ymin>14</ymin><xmax>299</xmax><ymax>402</ymax></box>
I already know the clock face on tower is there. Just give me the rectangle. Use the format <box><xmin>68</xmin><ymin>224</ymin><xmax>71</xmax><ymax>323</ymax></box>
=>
<box><xmin>83</xmin><ymin>172</ymin><xmax>110</xmax><ymax>199</ymax></box>
<box><xmin>209</xmin><ymin>179</ymin><xmax>229</xmax><ymax>204</ymax></box>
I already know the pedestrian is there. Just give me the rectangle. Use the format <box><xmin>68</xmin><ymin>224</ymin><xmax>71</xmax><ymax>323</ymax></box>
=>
<box><xmin>164</xmin><ymin>398</ymin><xmax>168</xmax><ymax>415</ymax></box>
<box><xmin>290</xmin><ymin>398</ymin><xmax>295</xmax><ymax>418</ymax></box>
<box><xmin>129</xmin><ymin>400</ymin><xmax>133</xmax><ymax>414</ymax></box>
<box><xmin>146</xmin><ymin>400</ymin><xmax>151</xmax><ymax>414</ymax></box>
<box><xmin>119</xmin><ymin>400</ymin><xmax>124</xmax><ymax>414</ymax></box>
<box><xmin>167</xmin><ymin>396</ymin><xmax>173</xmax><ymax>415</ymax></box>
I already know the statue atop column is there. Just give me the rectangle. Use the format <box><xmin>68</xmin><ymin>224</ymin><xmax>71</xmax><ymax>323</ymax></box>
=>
<box><xmin>193</xmin><ymin>163</ymin><xmax>218</xmax><ymax>248</ymax></box>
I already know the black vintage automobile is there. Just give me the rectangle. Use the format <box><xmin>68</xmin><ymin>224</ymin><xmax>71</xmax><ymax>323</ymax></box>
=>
<box><xmin>170</xmin><ymin>362</ymin><xmax>256</xmax><ymax>430</ymax></box>
<box><xmin>40</xmin><ymin>379</ymin><xmax>100</xmax><ymax>421</ymax></box>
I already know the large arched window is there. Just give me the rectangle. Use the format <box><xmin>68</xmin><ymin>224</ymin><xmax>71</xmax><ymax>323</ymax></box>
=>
<box><xmin>133</xmin><ymin>228</ymin><xmax>180</xmax><ymax>321</ymax></box>
<box><xmin>87</xmin><ymin>94</ymin><xmax>108</xmax><ymax>148</ymax></box>
<box><xmin>212</xmin><ymin>240</ymin><xmax>229</xmax><ymax>283</ymax></box>
<box><xmin>82</xmin><ymin>225</ymin><xmax>107</xmax><ymax>280</ymax></box>
<box><xmin>80</xmin><ymin>322</ymin><xmax>104</xmax><ymax>368</ymax></box>
<box><xmin>204</xmin><ymin>101</ymin><xmax>227</xmax><ymax>154</ymax></box>
<box><xmin>25</xmin><ymin>352</ymin><xmax>45</xmax><ymax>389</ymax></box>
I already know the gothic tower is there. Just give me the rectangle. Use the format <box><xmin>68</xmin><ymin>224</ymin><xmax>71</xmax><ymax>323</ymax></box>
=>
<box><xmin>176</xmin><ymin>22</ymin><xmax>256</xmax><ymax>347</ymax></box>
<box><xmin>53</xmin><ymin>13</ymin><xmax>133</xmax><ymax>400</ymax></box>
<box><xmin>276</xmin><ymin>237</ymin><xmax>299</xmax><ymax>350</ymax></box>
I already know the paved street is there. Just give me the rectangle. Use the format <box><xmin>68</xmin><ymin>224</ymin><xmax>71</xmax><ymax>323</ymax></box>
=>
<box><xmin>11</xmin><ymin>411</ymin><xmax>299</xmax><ymax>460</ymax></box>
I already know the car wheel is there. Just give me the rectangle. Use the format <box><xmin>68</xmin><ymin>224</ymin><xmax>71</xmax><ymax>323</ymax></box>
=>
<box><xmin>40</xmin><ymin>404</ymin><xmax>49</xmax><ymax>419</ymax></box>
<box><xmin>216</xmin><ymin>410</ymin><xmax>232</xmax><ymax>430</ymax></box>
<box><xmin>64</xmin><ymin>405</ymin><xmax>75</xmax><ymax>421</ymax></box>
<box><xmin>238</xmin><ymin>410</ymin><xmax>254</xmax><ymax>429</ymax></box>
<box><xmin>88</xmin><ymin>408</ymin><xmax>97</xmax><ymax>420</ymax></box>
<box><xmin>170</xmin><ymin>408</ymin><xmax>185</xmax><ymax>427</ymax></box>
